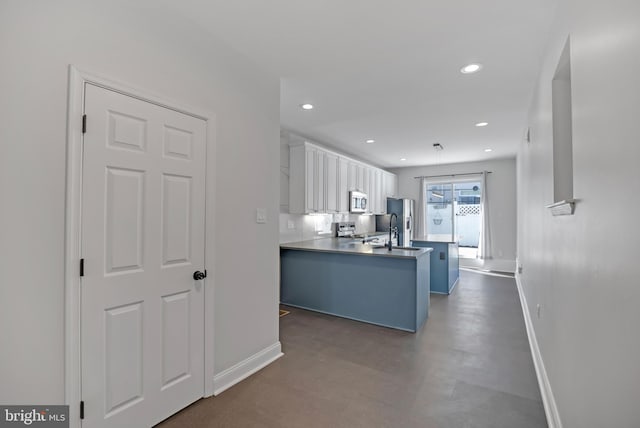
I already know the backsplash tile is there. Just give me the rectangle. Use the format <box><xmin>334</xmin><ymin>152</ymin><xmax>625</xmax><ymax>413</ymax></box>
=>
<box><xmin>279</xmin><ymin>210</ymin><xmax>375</xmax><ymax>244</ymax></box>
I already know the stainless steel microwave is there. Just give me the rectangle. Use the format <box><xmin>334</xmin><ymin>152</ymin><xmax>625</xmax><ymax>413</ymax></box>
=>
<box><xmin>350</xmin><ymin>191</ymin><xmax>368</xmax><ymax>213</ymax></box>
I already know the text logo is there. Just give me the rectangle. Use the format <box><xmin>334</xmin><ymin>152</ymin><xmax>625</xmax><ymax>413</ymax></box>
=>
<box><xmin>0</xmin><ymin>406</ymin><xmax>68</xmax><ymax>427</ymax></box>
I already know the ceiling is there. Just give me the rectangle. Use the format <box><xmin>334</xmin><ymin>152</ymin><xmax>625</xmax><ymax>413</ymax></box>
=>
<box><xmin>161</xmin><ymin>0</ymin><xmax>558</xmax><ymax>168</ymax></box>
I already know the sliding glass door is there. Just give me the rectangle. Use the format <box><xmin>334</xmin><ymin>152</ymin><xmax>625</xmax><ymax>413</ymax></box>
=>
<box><xmin>426</xmin><ymin>183</ymin><xmax>454</xmax><ymax>241</ymax></box>
<box><xmin>426</xmin><ymin>180</ymin><xmax>482</xmax><ymax>258</ymax></box>
<box><xmin>454</xmin><ymin>181</ymin><xmax>481</xmax><ymax>258</ymax></box>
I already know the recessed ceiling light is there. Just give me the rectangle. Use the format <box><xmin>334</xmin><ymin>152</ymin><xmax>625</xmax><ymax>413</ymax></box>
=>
<box><xmin>400</xmin><ymin>158</ymin><xmax>407</xmax><ymax>161</ymax></box>
<box><xmin>475</xmin><ymin>122</ymin><xmax>489</xmax><ymax>127</ymax></box>
<box><xmin>461</xmin><ymin>63</ymin><xmax>482</xmax><ymax>74</ymax></box>
<box><xmin>365</xmin><ymin>139</ymin><xmax>375</xmax><ymax>144</ymax></box>
<box><xmin>484</xmin><ymin>148</ymin><xmax>493</xmax><ymax>152</ymax></box>
<box><xmin>300</xmin><ymin>103</ymin><xmax>314</xmax><ymax>110</ymax></box>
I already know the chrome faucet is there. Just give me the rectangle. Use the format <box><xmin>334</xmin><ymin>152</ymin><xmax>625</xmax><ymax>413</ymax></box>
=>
<box><xmin>388</xmin><ymin>213</ymin><xmax>398</xmax><ymax>251</ymax></box>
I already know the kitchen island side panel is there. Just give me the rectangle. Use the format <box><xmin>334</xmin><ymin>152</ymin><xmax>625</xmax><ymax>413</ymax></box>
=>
<box><xmin>415</xmin><ymin>252</ymin><xmax>430</xmax><ymax>330</ymax></box>
<box><xmin>280</xmin><ymin>249</ymin><xmax>427</xmax><ymax>332</ymax></box>
<box><xmin>448</xmin><ymin>242</ymin><xmax>460</xmax><ymax>291</ymax></box>
<box><xmin>412</xmin><ymin>240</ymin><xmax>458</xmax><ymax>294</ymax></box>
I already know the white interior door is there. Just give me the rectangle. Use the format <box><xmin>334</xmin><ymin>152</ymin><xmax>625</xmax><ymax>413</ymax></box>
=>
<box><xmin>80</xmin><ymin>83</ymin><xmax>206</xmax><ymax>427</ymax></box>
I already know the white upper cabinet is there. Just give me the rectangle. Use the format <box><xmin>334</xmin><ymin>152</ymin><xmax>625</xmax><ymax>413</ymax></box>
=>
<box><xmin>315</xmin><ymin>150</ymin><xmax>326</xmax><ymax>212</ymax></box>
<box><xmin>289</xmin><ymin>141</ymin><xmax>397</xmax><ymax>215</ymax></box>
<box><xmin>375</xmin><ymin>169</ymin><xmax>386</xmax><ymax>214</ymax></box>
<box><xmin>325</xmin><ymin>153</ymin><xmax>339</xmax><ymax>213</ymax></box>
<box><xmin>366</xmin><ymin>168</ymin><xmax>375</xmax><ymax>214</ymax></box>
<box><xmin>362</xmin><ymin>167</ymin><xmax>371</xmax><ymax>201</ymax></box>
<box><xmin>290</xmin><ymin>143</ymin><xmax>324</xmax><ymax>213</ymax></box>
<box><xmin>338</xmin><ymin>158</ymin><xmax>349</xmax><ymax>213</ymax></box>
<box><xmin>304</xmin><ymin>147</ymin><xmax>315</xmax><ymax>211</ymax></box>
<box><xmin>369</xmin><ymin>168</ymin><xmax>387</xmax><ymax>215</ymax></box>
<box><xmin>383</xmin><ymin>171</ymin><xmax>398</xmax><ymax>198</ymax></box>
<box><xmin>356</xmin><ymin>164</ymin><xmax>365</xmax><ymax>192</ymax></box>
<box><xmin>347</xmin><ymin>161</ymin><xmax>357</xmax><ymax>192</ymax></box>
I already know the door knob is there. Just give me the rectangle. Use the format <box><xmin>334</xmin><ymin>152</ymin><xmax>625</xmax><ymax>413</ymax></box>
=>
<box><xmin>193</xmin><ymin>270</ymin><xmax>206</xmax><ymax>281</ymax></box>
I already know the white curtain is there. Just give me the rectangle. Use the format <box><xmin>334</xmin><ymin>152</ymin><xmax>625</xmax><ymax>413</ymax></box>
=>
<box><xmin>478</xmin><ymin>171</ymin><xmax>492</xmax><ymax>260</ymax></box>
<box><xmin>414</xmin><ymin>178</ymin><xmax>427</xmax><ymax>239</ymax></box>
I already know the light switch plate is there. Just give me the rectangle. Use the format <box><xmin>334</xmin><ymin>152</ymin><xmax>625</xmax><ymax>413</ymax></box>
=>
<box><xmin>256</xmin><ymin>208</ymin><xmax>267</xmax><ymax>224</ymax></box>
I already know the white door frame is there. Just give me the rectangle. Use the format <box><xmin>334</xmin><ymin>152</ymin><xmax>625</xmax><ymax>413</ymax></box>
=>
<box><xmin>64</xmin><ymin>66</ymin><xmax>216</xmax><ymax>428</ymax></box>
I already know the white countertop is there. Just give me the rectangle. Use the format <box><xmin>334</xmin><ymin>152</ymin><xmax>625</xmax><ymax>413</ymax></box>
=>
<box><xmin>280</xmin><ymin>238</ymin><xmax>432</xmax><ymax>259</ymax></box>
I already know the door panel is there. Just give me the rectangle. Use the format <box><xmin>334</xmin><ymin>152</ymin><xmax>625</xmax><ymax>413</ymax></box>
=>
<box><xmin>163</xmin><ymin>125</ymin><xmax>193</xmax><ymax>160</ymax></box>
<box><xmin>81</xmin><ymin>83</ymin><xmax>206</xmax><ymax>428</ymax></box>
<box><xmin>161</xmin><ymin>174</ymin><xmax>192</xmax><ymax>265</ymax></box>
<box><xmin>104</xmin><ymin>302</ymin><xmax>144</xmax><ymax>417</ymax></box>
<box><xmin>105</xmin><ymin>167</ymin><xmax>145</xmax><ymax>274</ymax></box>
<box><xmin>161</xmin><ymin>291</ymin><xmax>191</xmax><ymax>388</ymax></box>
<box><xmin>107</xmin><ymin>111</ymin><xmax>147</xmax><ymax>152</ymax></box>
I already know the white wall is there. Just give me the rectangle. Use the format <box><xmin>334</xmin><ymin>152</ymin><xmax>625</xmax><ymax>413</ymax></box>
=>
<box><xmin>391</xmin><ymin>158</ymin><xmax>517</xmax><ymax>272</ymax></box>
<box><xmin>0</xmin><ymin>0</ymin><xmax>280</xmax><ymax>404</ymax></box>
<box><xmin>518</xmin><ymin>0</ymin><xmax>640</xmax><ymax>426</ymax></box>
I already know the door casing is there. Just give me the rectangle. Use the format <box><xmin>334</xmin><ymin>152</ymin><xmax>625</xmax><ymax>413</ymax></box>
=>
<box><xmin>64</xmin><ymin>66</ymin><xmax>217</xmax><ymax>428</ymax></box>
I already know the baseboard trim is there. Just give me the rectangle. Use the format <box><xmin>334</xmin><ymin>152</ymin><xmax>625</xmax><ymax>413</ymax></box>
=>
<box><xmin>212</xmin><ymin>342</ymin><xmax>283</xmax><ymax>396</ymax></box>
<box><xmin>281</xmin><ymin>303</ymin><xmax>416</xmax><ymax>332</ymax></box>
<box><xmin>460</xmin><ymin>258</ymin><xmax>516</xmax><ymax>273</ymax></box>
<box><xmin>515</xmin><ymin>273</ymin><xmax>563</xmax><ymax>428</ymax></box>
<box><xmin>449</xmin><ymin>276</ymin><xmax>460</xmax><ymax>294</ymax></box>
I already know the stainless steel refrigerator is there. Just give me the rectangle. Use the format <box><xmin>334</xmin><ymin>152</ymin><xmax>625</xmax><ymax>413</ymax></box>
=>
<box><xmin>376</xmin><ymin>198</ymin><xmax>414</xmax><ymax>247</ymax></box>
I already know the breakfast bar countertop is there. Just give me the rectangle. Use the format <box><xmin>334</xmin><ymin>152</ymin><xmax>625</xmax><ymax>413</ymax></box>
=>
<box><xmin>280</xmin><ymin>237</ymin><xmax>432</xmax><ymax>259</ymax></box>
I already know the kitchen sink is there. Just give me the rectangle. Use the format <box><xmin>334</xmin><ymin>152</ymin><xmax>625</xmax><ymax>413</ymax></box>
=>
<box><xmin>371</xmin><ymin>245</ymin><xmax>421</xmax><ymax>251</ymax></box>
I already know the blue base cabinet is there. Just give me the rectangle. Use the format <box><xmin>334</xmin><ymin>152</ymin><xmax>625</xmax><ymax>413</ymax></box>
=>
<box><xmin>411</xmin><ymin>241</ymin><xmax>459</xmax><ymax>294</ymax></box>
<box><xmin>280</xmin><ymin>249</ymin><xmax>431</xmax><ymax>332</ymax></box>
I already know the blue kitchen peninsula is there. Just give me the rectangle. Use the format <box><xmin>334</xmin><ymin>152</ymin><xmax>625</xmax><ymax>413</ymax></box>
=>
<box><xmin>411</xmin><ymin>238</ymin><xmax>459</xmax><ymax>294</ymax></box>
<box><xmin>280</xmin><ymin>239</ymin><xmax>433</xmax><ymax>332</ymax></box>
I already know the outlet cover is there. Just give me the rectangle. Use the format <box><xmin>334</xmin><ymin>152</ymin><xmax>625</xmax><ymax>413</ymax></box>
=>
<box><xmin>287</xmin><ymin>220</ymin><xmax>295</xmax><ymax>229</ymax></box>
<box><xmin>536</xmin><ymin>304</ymin><xmax>541</xmax><ymax>319</ymax></box>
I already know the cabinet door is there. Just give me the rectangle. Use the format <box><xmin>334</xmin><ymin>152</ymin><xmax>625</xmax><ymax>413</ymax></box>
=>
<box><xmin>390</xmin><ymin>173</ymin><xmax>398</xmax><ymax>197</ymax></box>
<box><xmin>362</xmin><ymin>166</ymin><xmax>370</xmax><ymax>196</ymax></box>
<box><xmin>305</xmin><ymin>148</ymin><xmax>316</xmax><ymax>212</ymax></box>
<box><xmin>325</xmin><ymin>153</ymin><xmax>338</xmax><ymax>212</ymax></box>
<box><xmin>366</xmin><ymin>168</ymin><xmax>374</xmax><ymax>213</ymax></box>
<box><xmin>348</xmin><ymin>162</ymin><xmax>357</xmax><ymax>191</ymax></box>
<box><xmin>384</xmin><ymin>172</ymin><xmax>398</xmax><ymax>198</ymax></box>
<box><xmin>376</xmin><ymin>169</ymin><xmax>385</xmax><ymax>214</ymax></box>
<box><xmin>383</xmin><ymin>171</ymin><xmax>390</xmax><ymax>198</ymax></box>
<box><xmin>315</xmin><ymin>150</ymin><xmax>326</xmax><ymax>212</ymax></box>
<box><xmin>356</xmin><ymin>164</ymin><xmax>365</xmax><ymax>191</ymax></box>
<box><xmin>338</xmin><ymin>157</ymin><xmax>349</xmax><ymax>212</ymax></box>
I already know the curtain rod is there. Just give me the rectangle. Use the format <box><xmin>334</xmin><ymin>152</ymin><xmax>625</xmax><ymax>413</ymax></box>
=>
<box><xmin>413</xmin><ymin>171</ymin><xmax>492</xmax><ymax>179</ymax></box>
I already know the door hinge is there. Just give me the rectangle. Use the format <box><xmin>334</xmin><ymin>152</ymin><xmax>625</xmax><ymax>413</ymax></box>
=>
<box><xmin>80</xmin><ymin>258</ymin><xmax>84</xmax><ymax>277</ymax></box>
<box><xmin>82</xmin><ymin>114</ymin><xmax>87</xmax><ymax>134</ymax></box>
<box><xmin>80</xmin><ymin>401</ymin><xmax>85</xmax><ymax>419</ymax></box>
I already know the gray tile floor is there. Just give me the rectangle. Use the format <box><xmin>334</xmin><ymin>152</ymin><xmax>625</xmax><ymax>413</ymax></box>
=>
<box><xmin>158</xmin><ymin>270</ymin><xmax>547</xmax><ymax>428</ymax></box>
